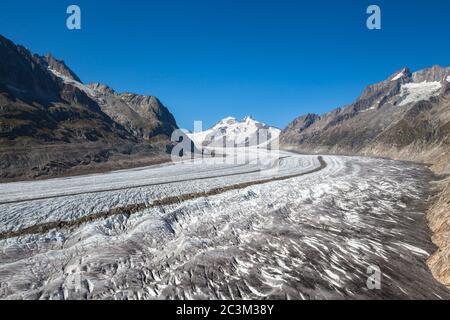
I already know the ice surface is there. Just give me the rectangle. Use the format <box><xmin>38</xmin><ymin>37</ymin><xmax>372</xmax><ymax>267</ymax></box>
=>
<box><xmin>0</xmin><ymin>151</ymin><xmax>318</xmax><ymax>232</ymax></box>
<box><xmin>0</xmin><ymin>153</ymin><xmax>448</xmax><ymax>300</ymax></box>
<box><xmin>399</xmin><ymin>81</ymin><xmax>442</xmax><ymax>106</ymax></box>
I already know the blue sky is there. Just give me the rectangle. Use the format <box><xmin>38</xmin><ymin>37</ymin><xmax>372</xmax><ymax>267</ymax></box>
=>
<box><xmin>1</xmin><ymin>0</ymin><xmax>449</xmax><ymax>130</ymax></box>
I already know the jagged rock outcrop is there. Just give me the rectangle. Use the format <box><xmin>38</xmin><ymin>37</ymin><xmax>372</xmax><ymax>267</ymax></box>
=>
<box><xmin>41</xmin><ymin>53</ymin><xmax>82</xmax><ymax>83</ymax></box>
<box><xmin>86</xmin><ymin>83</ymin><xmax>178</xmax><ymax>141</ymax></box>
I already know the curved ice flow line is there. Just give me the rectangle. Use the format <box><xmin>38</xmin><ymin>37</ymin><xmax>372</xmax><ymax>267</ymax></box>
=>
<box><xmin>0</xmin><ymin>160</ymin><xmax>260</xmax><ymax>202</ymax></box>
<box><xmin>0</xmin><ymin>154</ymin><xmax>326</xmax><ymax>234</ymax></box>
<box><xmin>0</xmin><ymin>156</ymin><xmax>317</xmax><ymax>215</ymax></box>
<box><xmin>0</xmin><ymin>156</ymin><xmax>327</xmax><ymax>239</ymax></box>
<box><xmin>0</xmin><ymin>152</ymin><xmax>316</xmax><ymax>203</ymax></box>
<box><xmin>0</xmin><ymin>165</ymin><xmax>263</xmax><ymax>204</ymax></box>
<box><xmin>0</xmin><ymin>149</ymin><xmax>266</xmax><ymax>199</ymax></box>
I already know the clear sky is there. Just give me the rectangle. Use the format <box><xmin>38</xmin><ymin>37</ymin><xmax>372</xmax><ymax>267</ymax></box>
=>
<box><xmin>1</xmin><ymin>0</ymin><xmax>449</xmax><ymax>130</ymax></box>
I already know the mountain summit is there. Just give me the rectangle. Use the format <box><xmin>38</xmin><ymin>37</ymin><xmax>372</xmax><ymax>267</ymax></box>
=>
<box><xmin>188</xmin><ymin>116</ymin><xmax>280</xmax><ymax>148</ymax></box>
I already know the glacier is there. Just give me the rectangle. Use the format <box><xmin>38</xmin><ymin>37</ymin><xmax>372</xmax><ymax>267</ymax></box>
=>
<box><xmin>0</xmin><ymin>152</ymin><xmax>449</xmax><ymax>300</ymax></box>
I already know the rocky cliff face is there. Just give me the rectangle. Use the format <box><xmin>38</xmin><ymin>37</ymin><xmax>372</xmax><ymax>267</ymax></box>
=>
<box><xmin>41</xmin><ymin>53</ymin><xmax>82</xmax><ymax>83</ymax></box>
<box><xmin>427</xmin><ymin>177</ymin><xmax>450</xmax><ymax>289</ymax></box>
<box><xmin>0</xmin><ymin>34</ymin><xmax>179</xmax><ymax>180</ymax></box>
<box><xmin>86</xmin><ymin>83</ymin><xmax>178</xmax><ymax>141</ymax></box>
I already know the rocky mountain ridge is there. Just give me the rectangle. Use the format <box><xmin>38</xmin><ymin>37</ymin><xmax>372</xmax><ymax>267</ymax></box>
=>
<box><xmin>85</xmin><ymin>83</ymin><xmax>177</xmax><ymax>141</ymax></box>
<box><xmin>281</xmin><ymin>65</ymin><xmax>450</xmax><ymax>172</ymax></box>
<box><xmin>0</xmin><ymin>34</ymin><xmax>179</xmax><ymax>180</ymax></box>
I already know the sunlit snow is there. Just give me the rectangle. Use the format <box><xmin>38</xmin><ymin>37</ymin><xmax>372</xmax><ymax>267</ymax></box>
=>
<box><xmin>188</xmin><ymin>116</ymin><xmax>280</xmax><ymax>148</ymax></box>
<box><xmin>399</xmin><ymin>81</ymin><xmax>442</xmax><ymax>106</ymax></box>
<box><xmin>391</xmin><ymin>71</ymin><xmax>405</xmax><ymax>81</ymax></box>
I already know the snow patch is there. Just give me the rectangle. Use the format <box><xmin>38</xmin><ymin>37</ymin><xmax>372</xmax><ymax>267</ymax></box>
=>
<box><xmin>48</xmin><ymin>68</ymin><xmax>98</xmax><ymax>98</ymax></box>
<box><xmin>358</xmin><ymin>106</ymin><xmax>377</xmax><ymax>113</ymax></box>
<box><xmin>391</xmin><ymin>71</ymin><xmax>405</xmax><ymax>81</ymax></box>
<box><xmin>398</xmin><ymin>81</ymin><xmax>442</xmax><ymax>106</ymax></box>
<box><xmin>395</xmin><ymin>242</ymin><xmax>429</xmax><ymax>256</ymax></box>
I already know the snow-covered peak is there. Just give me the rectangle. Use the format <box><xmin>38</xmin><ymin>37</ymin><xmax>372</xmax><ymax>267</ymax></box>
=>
<box><xmin>212</xmin><ymin>117</ymin><xmax>237</xmax><ymax>129</ymax></box>
<box><xmin>243</xmin><ymin>115</ymin><xmax>255</xmax><ymax>122</ymax></box>
<box><xmin>188</xmin><ymin>116</ymin><xmax>280</xmax><ymax>148</ymax></box>
<box><xmin>389</xmin><ymin>68</ymin><xmax>411</xmax><ymax>82</ymax></box>
<box><xmin>211</xmin><ymin>116</ymin><xmax>270</xmax><ymax>132</ymax></box>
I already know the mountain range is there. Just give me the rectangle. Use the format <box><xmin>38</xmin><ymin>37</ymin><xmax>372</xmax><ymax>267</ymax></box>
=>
<box><xmin>280</xmin><ymin>66</ymin><xmax>450</xmax><ymax>173</ymax></box>
<box><xmin>0</xmin><ymin>34</ymin><xmax>179</xmax><ymax>181</ymax></box>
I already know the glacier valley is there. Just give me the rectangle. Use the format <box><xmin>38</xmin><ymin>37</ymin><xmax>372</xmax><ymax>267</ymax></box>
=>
<box><xmin>0</xmin><ymin>152</ymin><xmax>449</xmax><ymax>300</ymax></box>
